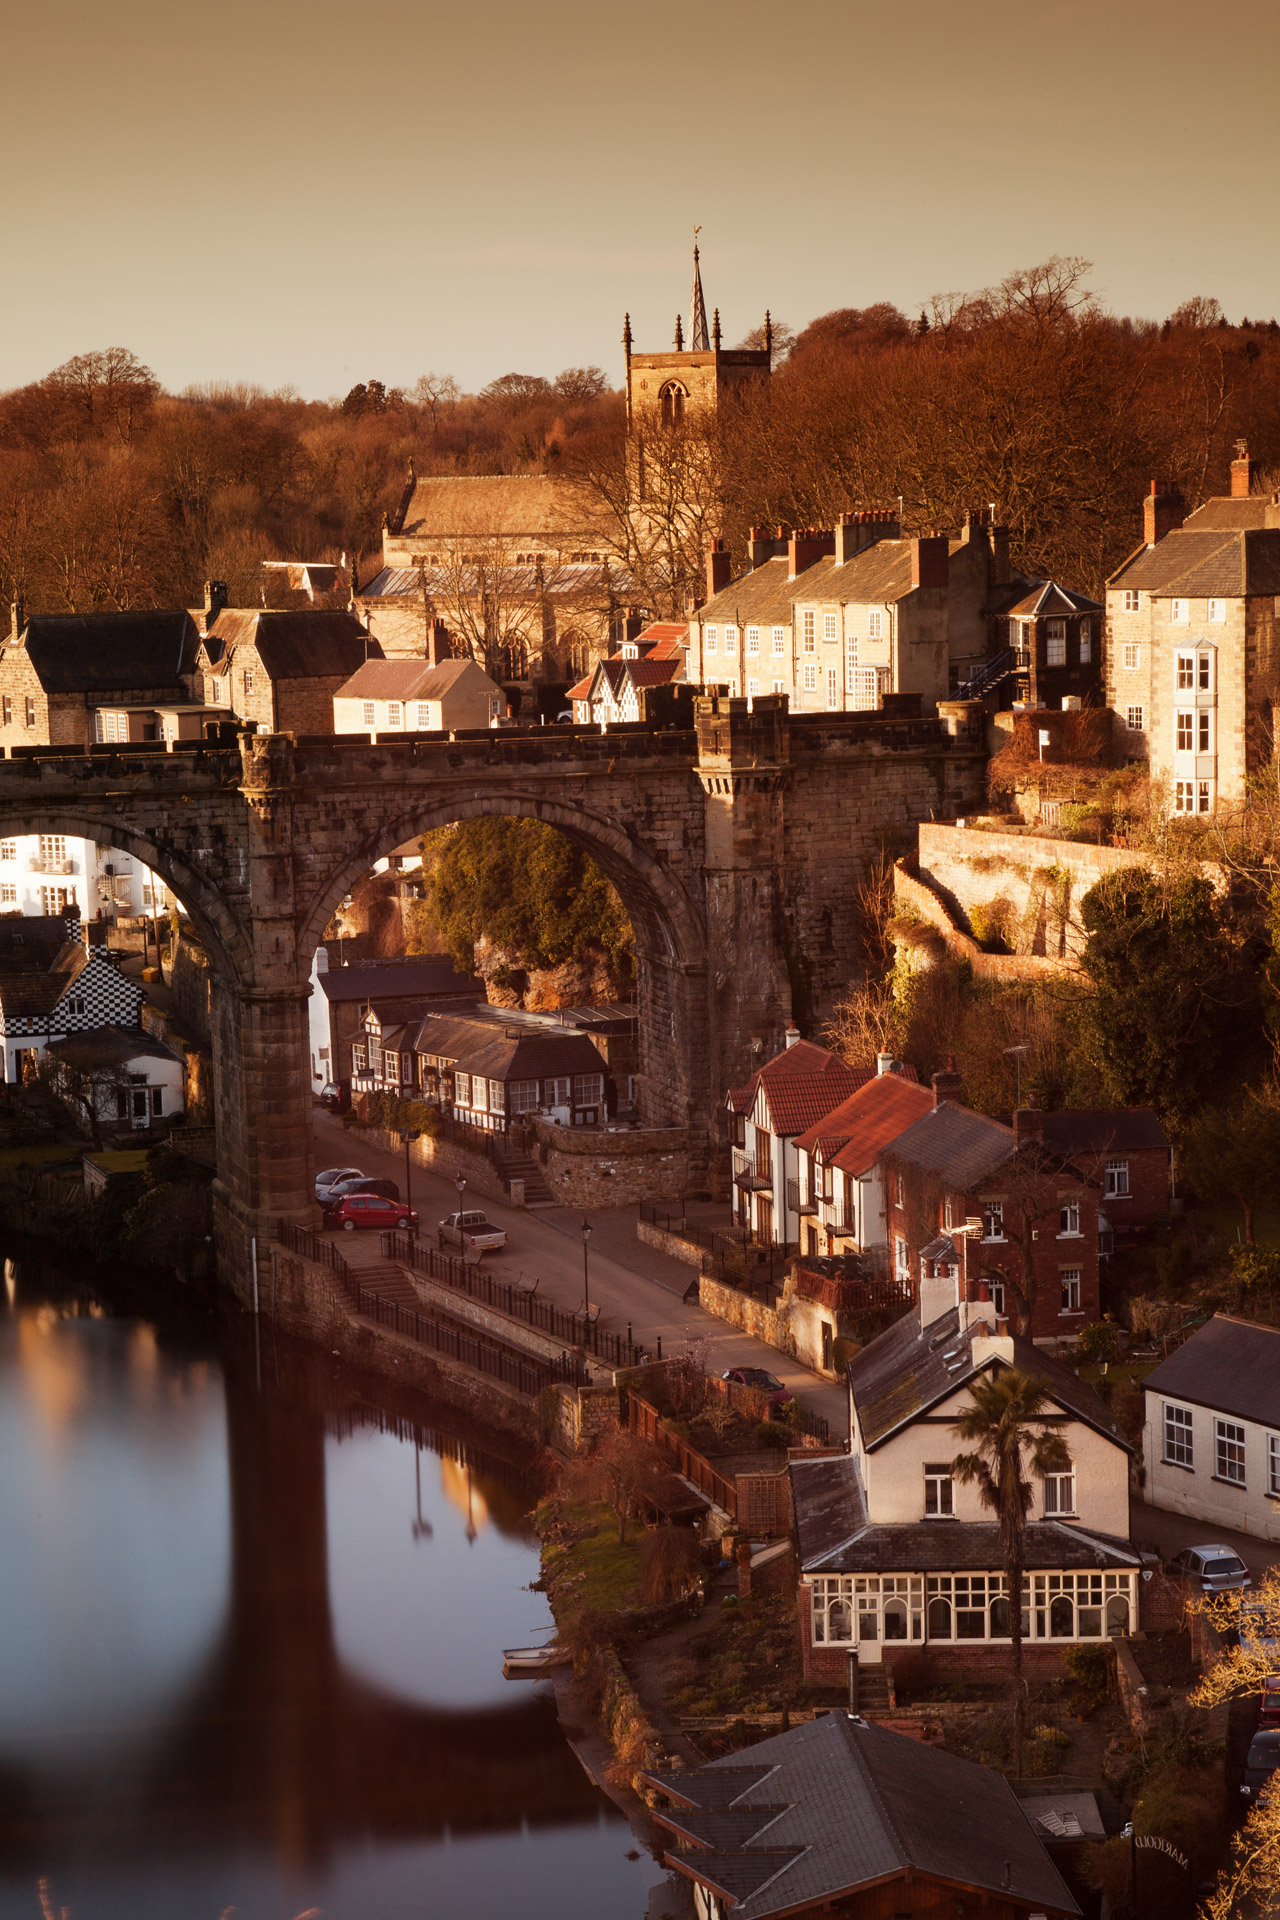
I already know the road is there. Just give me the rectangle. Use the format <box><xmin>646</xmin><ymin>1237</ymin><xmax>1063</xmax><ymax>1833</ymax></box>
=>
<box><xmin>312</xmin><ymin>1111</ymin><xmax>849</xmax><ymax>1439</ymax></box>
<box><xmin>1130</xmin><ymin>1499</ymin><xmax>1280</xmax><ymax>1584</ymax></box>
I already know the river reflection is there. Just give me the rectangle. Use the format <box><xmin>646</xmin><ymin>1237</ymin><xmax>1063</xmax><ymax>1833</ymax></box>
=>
<box><xmin>0</xmin><ymin>1258</ymin><xmax>651</xmax><ymax>1919</ymax></box>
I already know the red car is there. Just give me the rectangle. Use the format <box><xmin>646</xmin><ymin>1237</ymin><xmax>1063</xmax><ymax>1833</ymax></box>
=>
<box><xmin>326</xmin><ymin>1192</ymin><xmax>419</xmax><ymax>1233</ymax></box>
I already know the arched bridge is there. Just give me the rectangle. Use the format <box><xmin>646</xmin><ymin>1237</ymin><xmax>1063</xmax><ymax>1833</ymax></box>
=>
<box><xmin>0</xmin><ymin>696</ymin><xmax>983</xmax><ymax>1290</ymax></box>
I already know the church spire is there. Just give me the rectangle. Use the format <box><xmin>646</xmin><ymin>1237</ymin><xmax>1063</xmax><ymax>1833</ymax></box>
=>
<box><xmin>689</xmin><ymin>227</ymin><xmax>710</xmax><ymax>352</ymax></box>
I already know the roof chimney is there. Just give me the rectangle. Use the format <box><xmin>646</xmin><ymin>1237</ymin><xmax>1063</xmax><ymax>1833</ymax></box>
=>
<box><xmin>876</xmin><ymin>1052</ymin><xmax>896</xmax><ymax>1077</ymax></box>
<box><xmin>835</xmin><ymin>508</ymin><xmax>899</xmax><ymax>566</ymax></box>
<box><xmin>911</xmin><ymin>535</ymin><xmax>949</xmax><ymax>590</ymax></box>
<box><xmin>748</xmin><ymin>526</ymin><xmax>788</xmax><ymax>570</ymax></box>
<box><xmin>705</xmin><ymin>539</ymin><xmax>732</xmax><ymax>601</ymax></box>
<box><xmin>1143</xmin><ymin>482</ymin><xmax>1185</xmax><ymax>546</ymax></box>
<box><xmin>1013</xmin><ymin>1086</ymin><xmax>1044</xmax><ymax>1144</ymax></box>
<box><xmin>204</xmin><ymin>580</ymin><xmax>229</xmax><ymax>623</ymax></box>
<box><xmin>987</xmin><ymin>524</ymin><xmax>1011</xmax><ymax>587</ymax></box>
<box><xmin>931</xmin><ymin>1053</ymin><xmax>963</xmax><ymax>1107</ymax></box>
<box><xmin>426</xmin><ymin>617</ymin><xmax>452</xmax><ymax>665</ymax></box>
<box><xmin>788</xmin><ymin>529</ymin><xmax>835</xmax><ymax>579</ymax></box>
<box><xmin>1231</xmin><ymin>437</ymin><xmax>1260</xmax><ymax>498</ymax></box>
<box><xmin>784</xmin><ymin>1021</ymin><xmax>801</xmax><ymax>1049</ymax></box>
<box><xmin>9</xmin><ymin>600</ymin><xmax>24</xmax><ymax>642</ymax></box>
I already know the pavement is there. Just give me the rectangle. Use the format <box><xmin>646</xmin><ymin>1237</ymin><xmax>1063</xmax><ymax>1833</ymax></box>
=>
<box><xmin>312</xmin><ymin>1109</ymin><xmax>849</xmax><ymax>1439</ymax></box>
<box><xmin>1129</xmin><ymin>1498</ymin><xmax>1280</xmax><ymax>1583</ymax></box>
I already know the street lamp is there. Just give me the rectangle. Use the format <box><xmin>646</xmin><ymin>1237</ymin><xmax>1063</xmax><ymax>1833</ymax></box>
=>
<box><xmin>1003</xmin><ymin>1045</ymin><xmax>1030</xmax><ymax>1110</ymax></box>
<box><xmin>400</xmin><ymin>1128</ymin><xmax>420</xmax><ymax>1233</ymax></box>
<box><xmin>455</xmin><ymin>1173</ymin><xmax>466</xmax><ymax>1205</ymax></box>
<box><xmin>580</xmin><ymin>1217</ymin><xmax>592</xmax><ymax>1318</ymax></box>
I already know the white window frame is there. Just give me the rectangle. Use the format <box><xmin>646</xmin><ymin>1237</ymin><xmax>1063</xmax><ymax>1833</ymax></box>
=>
<box><xmin>362</xmin><ymin>702</ymin><xmax>376</xmax><ymax>727</ymax></box>
<box><xmin>1208</xmin><ymin>598</ymin><xmax>1226</xmax><ymax>623</ymax></box>
<box><xmin>1122</xmin><ymin>643</ymin><xmax>1140</xmax><ymax>671</ymax></box>
<box><xmin>924</xmin><ymin>1464</ymin><xmax>954</xmax><ymax>1518</ymax></box>
<box><xmin>745</xmin><ymin>626</ymin><xmax>760</xmax><ymax>656</ymax></box>
<box><xmin>1043</xmin><ymin>1467</ymin><xmax>1076</xmax><ymax>1516</ymax></box>
<box><xmin>1079</xmin><ymin>618</ymin><xmax>1092</xmax><ymax>662</ymax></box>
<box><xmin>868</xmin><ymin>609</ymin><xmax>883</xmax><ymax>639</ymax></box>
<box><xmin>895</xmin><ymin>1234</ymin><xmax>909</xmax><ymax>1279</ymax></box>
<box><xmin>823</xmin><ymin>611</ymin><xmax>838</xmax><ymax>642</ymax></box>
<box><xmin>1171</xmin><ymin>598</ymin><xmax>1190</xmax><ymax>624</ymax></box>
<box><xmin>723</xmin><ymin>626</ymin><xmax>739</xmax><ymax>657</ymax></box>
<box><xmin>1045</xmin><ymin>621</ymin><xmax>1066</xmax><ymax>666</ymax></box>
<box><xmin>802</xmin><ymin>611</ymin><xmax>816</xmax><ymax>654</ymax></box>
<box><xmin>1269</xmin><ymin>1433</ymin><xmax>1280</xmax><ymax>1498</ymax></box>
<box><xmin>1060</xmin><ymin>1269</ymin><xmax>1082</xmax><ymax>1313</ymax></box>
<box><xmin>1163</xmin><ymin>1402</ymin><xmax>1193</xmax><ymax>1468</ymax></box>
<box><xmin>386</xmin><ymin>701</ymin><xmax>403</xmax><ymax>729</ymax></box>
<box><xmin>826</xmin><ymin>667</ymin><xmax>839</xmax><ymax>709</ymax></box>
<box><xmin>982</xmin><ymin>1200</ymin><xmax>1004</xmax><ymax>1241</ymax></box>
<box><xmin>1122</xmin><ymin>590</ymin><xmax>1140</xmax><ymax>613</ymax></box>
<box><xmin>771</xmin><ymin>626</ymin><xmax>786</xmax><ymax>656</ymax></box>
<box><xmin>1215</xmin><ymin>1418</ymin><xmax>1246</xmax><ymax>1485</ymax></box>
<box><xmin>1176</xmin><ymin>652</ymin><xmax>1195</xmax><ymax>691</ymax></box>
<box><xmin>1059</xmin><ymin>1199</ymin><xmax>1081</xmax><ymax>1237</ymax></box>
<box><xmin>1175</xmin><ymin>710</ymin><xmax>1194</xmax><ymax>752</ymax></box>
<box><xmin>415</xmin><ymin>702</ymin><xmax>431</xmax><ymax>727</ymax></box>
<box><xmin>747</xmin><ymin>678</ymin><xmax>759</xmax><ymax>697</ymax></box>
<box><xmin>1126</xmin><ymin>705</ymin><xmax>1144</xmax><ymax>731</ymax></box>
<box><xmin>1104</xmin><ymin>1160</ymin><xmax>1129</xmax><ymax>1197</ymax></box>
<box><xmin>802</xmin><ymin>664</ymin><xmax>817</xmax><ymax>692</ymax></box>
<box><xmin>704</xmin><ymin>626</ymin><xmax>718</xmax><ymax>654</ymax></box>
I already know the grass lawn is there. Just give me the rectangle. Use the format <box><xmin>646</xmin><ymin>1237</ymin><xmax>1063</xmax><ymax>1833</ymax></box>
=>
<box><xmin>540</xmin><ymin>1498</ymin><xmax>642</xmax><ymax>1618</ymax></box>
<box><xmin>0</xmin><ymin>1143</ymin><xmax>85</xmax><ymax>1175</ymax></box>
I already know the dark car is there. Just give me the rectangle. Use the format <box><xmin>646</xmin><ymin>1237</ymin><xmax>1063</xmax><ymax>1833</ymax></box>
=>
<box><xmin>328</xmin><ymin>1176</ymin><xmax>400</xmax><ymax>1204</ymax></box>
<box><xmin>326</xmin><ymin>1193</ymin><xmax>419</xmax><ymax>1233</ymax></box>
<box><xmin>1167</xmin><ymin>1545</ymin><xmax>1252</xmax><ymax>1593</ymax></box>
<box><xmin>319</xmin><ymin>1081</ymin><xmax>350</xmax><ymax>1113</ymax></box>
<box><xmin>722</xmin><ymin>1366</ymin><xmax>794</xmax><ymax>1410</ymax></box>
<box><xmin>1258</xmin><ymin>1675</ymin><xmax>1280</xmax><ymax>1728</ymax></box>
<box><xmin>1241</xmin><ymin>1728</ymin><xmax>1280</xmax><ymax>1800</ymax></box>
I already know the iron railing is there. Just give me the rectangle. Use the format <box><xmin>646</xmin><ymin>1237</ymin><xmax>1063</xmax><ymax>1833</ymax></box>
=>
<box><xmin>275</xmin><ymin>1220</ymin><xmax>581</xmax><ymax>1396</ymax></box>
<box><xmin>786</xmin><ymin>1178</ymin><xmax>817</xmax><ymax>1216</ymax></box>
<box><xmin>380</xmin><ymin>1229</ymin><xmax>650</xmax><ymax>1368</ymax></box>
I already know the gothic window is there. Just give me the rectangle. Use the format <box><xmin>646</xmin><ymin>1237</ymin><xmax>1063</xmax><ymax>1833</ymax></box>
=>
<box><xmin>659</xmin><ymin>382</ymin><xmax>687</xmax><ymax>427</ymax></box>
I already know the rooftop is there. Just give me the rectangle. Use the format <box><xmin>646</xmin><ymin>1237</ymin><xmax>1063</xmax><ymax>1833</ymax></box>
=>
<box><xmin>793</xmin><ymin>1071</ymin><xmax>932</xmax><ymax>1172</ymax></box>
<box><xmin>11</xmin><ymin>611</ymin><xmax>201</xmax><ymax>695</ymax></box>
<box><xmin>728</xmin><ymin>1038</ymin><xmax>871</xmax><ymax>1136</ymax></box>
<box><xmin>1143</xmin><ymin>1314</ymin><xmax>1280</xmax><ymax>1428</ymax></box>
<box><xmin>642</xmin><ymin>1713</ymin><xmax>1077</xmax><ymax>1918</ymax></box>
<box><xmin>410</xmin><ymin>1009</ymin><xmax>609</xmax><ymax>1081</ymax></box>
<box><xmin>315</xmin><ymin>954</ymin><xmax>481</xmax><ymax>1004</ymax></box>
<box><xmin>1110</xmin><ymin>526</ymin><xmax>1280</xmax><ymax>598</ymax></box>
<box><xmin>334</xmin><ymin>658</ymin><xmax>492</xmax><ymax>702</ymax></box>
<box><xmin>204</xmin><ymin>609</ymin><xmax>376</xmax><ymax>680</ymax></box>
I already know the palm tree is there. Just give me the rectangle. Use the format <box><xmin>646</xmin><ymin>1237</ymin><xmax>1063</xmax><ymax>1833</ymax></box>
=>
<box><xmin>951</xmin><ymin>1368</ymin><xmax>1071</xmax><ymax>1778</ymax></box>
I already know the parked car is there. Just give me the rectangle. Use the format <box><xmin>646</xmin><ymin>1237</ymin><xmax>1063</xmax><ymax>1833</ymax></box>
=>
<box><xmin>1167</xmin><ymin>1545</ymin><xmax>1252</xmax><ymax>1593</ymax></box>
<box><xmin>316</xmin><ymin>1166</ymin><xmax>364</xmax><ymax>1204</ymax></box>
<box><xmin>722</xmin><ymin>1366</ymin><xmax>795</xmax><ymax>1411</ymax></box>
<box><xmin>319</xmin><ymin>1082</ymin><xmax>350</xmax><ymax>1113</ymax></box>
<box><xmin>1241</xmin><ymin>1729</ymin><xmax>1280</xmax><ymax>1799</ymax></box>
<box><xmin>1258</xmin><ymin>1675</ymin><xmax>1280</xmax><ymax>1728</ymax></box>
<box><xmin>438</xmin><ymin>1210</ymin><xmax>507</xmax><ymax>1254</ymax></box>
<box><xmin>327</xmin><ymin>1193</ymin><xmax>419</xmax><ymax>1233</ymax></box>
<box><xmin>328</xmin><ymin>1176</ymin><xmax>400</xmax><ymax>1203</ymax></box>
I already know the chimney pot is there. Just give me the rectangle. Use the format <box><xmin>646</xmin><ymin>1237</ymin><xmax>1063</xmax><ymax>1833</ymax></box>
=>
<box><xmin>876</xmin><ymin>1052</ymin><xmax>896</xmax><ymax>1077</ymax></box>
<box><xmin>1013</xmin><ymin>1093</ymin><xmax>1044</xmax><ymax>1145</ymax></box>
<box><xmin>1231</xmin><ymin>438</ymin><xmax>1259</xmax><ymax>498</ymax></box>
<box><xmin>204</xmin><ymin>579</ymin><xmax>229</xmax><ymax>622</ymax></box>
<box><xmin>788</xmin><ymin>530</ymin><xmax>835</xmax><ymax>578</ymax></box>
<box><xmin>784</xmin><ymin>1021</ymin><xmax>801</xmax><ymax>1049</ymax></box>
<box><xmin>1143</xmin><ymin>485</ymin><xmax>1185</xmax><ymax>545</ymax></box>
<box><xmin>931</xmin><ymin>1061</ymin><xmax>964</xmax><ymax>1107</ymax></box>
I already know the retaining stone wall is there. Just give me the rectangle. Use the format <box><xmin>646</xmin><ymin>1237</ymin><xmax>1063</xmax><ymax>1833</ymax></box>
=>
<box><xmin>698</xmin><ymin>1273</ymin><xmax>788</xmax><ymax>1350</ymax></box>
<box><xmin>636</xmin><ymin>1220</ymin><xmax>703</xmax><ymax>1268</ymax></box>
<box><xmin>531</xmin><ymin>1119</ymin><xmax>691</xmax><ymax>1207</ymax></box>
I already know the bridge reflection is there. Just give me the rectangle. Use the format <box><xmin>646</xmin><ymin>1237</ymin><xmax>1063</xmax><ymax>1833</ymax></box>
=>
<box><xmin>0</xmin><ymin>1308</ymin><xmax>602</xmax><ymax>1871</ymax></box>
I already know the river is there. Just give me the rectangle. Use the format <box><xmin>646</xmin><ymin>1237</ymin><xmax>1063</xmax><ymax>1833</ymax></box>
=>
<box><xmin>0</xmin><ymin>1252</ymin><xmax>654</xmax><ymax>1919</ymax></box>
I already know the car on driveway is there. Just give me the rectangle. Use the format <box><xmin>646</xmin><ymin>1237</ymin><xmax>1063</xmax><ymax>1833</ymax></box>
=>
<box><xmin>328</xmin><ymin>1176</ymin><xmax>400</xmax><ymax>1203</ymax></box>
<box><xmin>316</xmin><ymin>1166</ymin><xmax>364</xmax><ymax>1204</ymax></box>
<box><xmin>1241</xmin><ymin>1728</ymin><xmax>1280</xmax><ymax>1799</ymax></box>
<box><xmin>722</xmin><ymin>1365</ymin><xmax>795</xmax><ymax>1411</ymax></box>
<box><xmin>438</xmin><ymin>1210</ymin><xmax>507</xmax><ymax>1255</ymax></box>
<box><xmin>326</xmin><ymin>1193</ymin><xmax>419</xmax><ymax>1233</ymax></box>
<box><xmin>1167</xmin><ymin>1545</ymin><xmax>1252</xmax><ymax>1593</ymax></box>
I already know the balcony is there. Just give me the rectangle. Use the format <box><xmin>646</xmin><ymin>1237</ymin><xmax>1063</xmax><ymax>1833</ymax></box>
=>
<box><xmin>28</xmin><ymin>856</ymin><xmax>77</xmax><ymax>875</ymax></box>
<box><xmin>786</xmin><ymin>1178</ymin><xmax>817</xmax><ymax>1216</ymax></box>
<box><xmin>732</xmin><ymin>1147</ymin><xmax>773</xmax><ymax>1192</ymax></box>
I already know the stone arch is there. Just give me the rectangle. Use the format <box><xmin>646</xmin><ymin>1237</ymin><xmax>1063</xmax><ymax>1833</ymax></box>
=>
<box><xmin>0</xmin><ymin>802</ymin><xmax>252</xmax><ymax>983</ymax></box>
<box><xmin>659</xmin><ymin>380</ymin><xmax>687</xmax><ymax>428</ymax></box>
<box><xmin>298</xmin><ymin>790</ymin><xmax>705</xmax><ymax>976</ymax></box>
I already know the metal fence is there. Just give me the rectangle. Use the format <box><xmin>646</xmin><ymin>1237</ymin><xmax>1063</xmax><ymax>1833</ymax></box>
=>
<box><xmin>274</xmin><ymin>1219</ymin><xmax>580</xmax><ymax>1397</ymax></box>
<box><xmin>380</xmin><ymin>1229</ymin><xmax>650</xmax><ymax>1369</ymax></box>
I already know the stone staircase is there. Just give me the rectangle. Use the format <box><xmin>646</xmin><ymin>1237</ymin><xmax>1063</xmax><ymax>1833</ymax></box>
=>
<box><xmin>493</xmin><ymin>1141</ymin><xmax>556</xmax><ymax>1208</ymax></box>
<box><xmin>850</xmin><ymin>1663</ymin><xmax>893</xmax><ymax>1713</ymax></box>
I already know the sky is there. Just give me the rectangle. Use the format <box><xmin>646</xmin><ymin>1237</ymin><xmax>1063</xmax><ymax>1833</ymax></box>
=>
<box><xmin>3</xmin><ymin>0</ymin><xmax>1278</xmax><ymax>400</ymax></box>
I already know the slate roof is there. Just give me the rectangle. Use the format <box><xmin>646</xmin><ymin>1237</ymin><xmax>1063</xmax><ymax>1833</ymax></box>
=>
<box><xmin>411</xmin><ymin>1010</ymin><xmax>608</xmax><ymax>1083</ymax></box>
<box><xmin>1109</xmin><ymin>527</ymin><xmax>1280</xmax><ymax>598</ymax></box>
<box><xmin>697</xmin><ymin>557</ymin><xmax>796</xmax><ymax>628</ymax></box>
<box><xmin>790</xmin><ymin>1453</ymin><xmax>868</xmax><ymax>1566</ymax></box>
<box><xmin>316</xmin><ymin>956</ymin><xmax>481</xmax><ymax>1004</ymax></box>
<box><xmin>1039</xmin><ymin>1108</ymin><xmax>1169</xmax><ymax>1157</ymax></box>
<box><xmin>885</xmin><ymin>1101</ymin><xmax>1016</xmax><ymax>1189</ymax></box>
<box><xmin>13</xmin><ymin>611</ymin><xmax>201</xmax><ymax>695</ymax></box>
<box><xmin>0</xmin><ymin>917</ymin><xmax>77</xmax><ymax>967</ymax></box>
<box><xmin>205</xmin><ymin>609</ymin><xmax>375</xmax><ymax>680</ymax></box>
<box><xmin>788</xmin><ymin>544</ymin><xmax>917</xmax><ymax>607</ymax></box>
<box><xmin>1143</xmin><ymin>1314</ymin><xmax>1280</xmax><ymax>1428</ymax></box>
<box><xmin>1004</xmin><ymin>580</ymin><xmax>1102</xmax><ymax>618</ymax></box>
<box><xmin>335</xmin><ymin>658</ymin><xmax>489</xmax><ymax>702</ymax></box>
<box><xmin>728</xmin><ymin>1040</ymin><xmax>870</xmax><ymax>1135</ymax></box>
<box><xmin>0</xmin><ymin>940</ymin><xmax>91</xmax><ymax>1016</ymax></box>
<box><xmin>46</xmin><ymin>1026</ymin><xmax>181</xmax><ymax>1068</ymax></box>
<box><xmin>794</xmin><ymin>1072</ymin><xmax>933</xmax><ymax>1171</ymax></box>
<box><xmin>392</xmin><ymin>473</ymin><xmax>585</xmax><ymax>540</ymax></box>
<box><xmin>1185</xmin><ymin>497</ymin><xmax>1277</xmax><ymax>531</ymax></box>
<box><xmin>642</xmin><ymin>1714</ymin><xmax>1078</xmax><ymax>1917</ymax></box>
<box><xmin>358</xmin><ymin>560</ymin><xmax>613</xmax><ymax>600</ymax></box>
<box><xmin>846</xmin><ymin>1301</ymin><xmax>1127</xmax><ymax>1452</ymax></box>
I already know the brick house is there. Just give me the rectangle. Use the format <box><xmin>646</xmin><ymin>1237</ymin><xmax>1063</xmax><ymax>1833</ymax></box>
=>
<box><xmin>642</xmin><ymin>1713</ymin><xmax>1079</xmax><ymax>1920</ymax></box>
<box><xmin>791</xmin><ymin>1279</ymin><xmax>1137</xmax><ymax>1692</ymax></box>
<box><xmin>883</xmin><ymin>1079</ymin><xmax>1101</xmax><ymax>1342</ymax></box>
<box><xmin>198</xmin><ymin>604</ymin><xmax>376</xmax><ymax>734</ymax></box>
<box><xmin>1038</xmin><ymin>1108</ymin><xmax>1170</xmax><ymax>1235</ymax></box>
<box><xmin>0</xmin><ymin>607</ymin><xmax>211</xmax><ymax>750</ymax></box>
<box><xmin>1105</xmin><ymin>445</ymin><xmax>1280</xmax><ymax>812</ymax></box>
<box><xmin>1142</xmin><ymin>1314</ymin><xmax>1280</xmax><ymax>1545</ymax></box>
<box><xmin>727</xmin><ymin>1031</ymin><xmax>870</xmax><ymax>1248</ymax></box>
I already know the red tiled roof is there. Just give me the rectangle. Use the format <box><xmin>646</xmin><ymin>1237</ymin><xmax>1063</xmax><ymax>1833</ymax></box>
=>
<box><xmin>627</xmin><ymin>659</ymin><xmax>680</xmax><ymax>686</ymax></box>
<box><xmin>729</xmin><ymin>1039</ymin><xmax>870</xmax><ymax>1136</ymax></box>
<box><xmin>568</xmin><ymin>674</ymin><xmax>593</xmax><ymax>700</ymax></box>
<box><xmin>813</xmin><ymin>1076</ymin><xmax>938</xmax><ymax>1175</ymax></box>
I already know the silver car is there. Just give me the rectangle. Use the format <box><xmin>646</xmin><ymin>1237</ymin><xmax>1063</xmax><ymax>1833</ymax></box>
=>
<box><xmin>1167</xmin><ymin>1544</ymin><xmax>1252</xmax><ymax>1593</ymax></box>
<box><xmin>316</xmin><ymin>1166</ymin><xmax>364</xmax><ymax>1205</ymax></box>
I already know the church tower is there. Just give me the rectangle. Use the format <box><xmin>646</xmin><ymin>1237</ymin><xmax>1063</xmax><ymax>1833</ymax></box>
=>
<box><xmin>623</xmin><ymin>235</ymin><xmax>772</xmax><ymax>430</ymax></box>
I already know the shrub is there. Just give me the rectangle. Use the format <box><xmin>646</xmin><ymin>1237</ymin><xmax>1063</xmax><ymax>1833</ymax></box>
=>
<box><xmin>1076</xmin><ymin>1319</ymin><xmax>1120</xmax><ymax>1363</ymax></box>
<box><xmin>638</xmin><ymin>1525</ymin><xmax>701</xmax><ymax>1605</ymax></box>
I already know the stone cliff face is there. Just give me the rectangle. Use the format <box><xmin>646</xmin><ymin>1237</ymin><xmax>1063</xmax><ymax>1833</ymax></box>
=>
<box><xmin>472</xmin><ymin>934</ymin><xmax>628</xmax><ymax>1010</ymax></box>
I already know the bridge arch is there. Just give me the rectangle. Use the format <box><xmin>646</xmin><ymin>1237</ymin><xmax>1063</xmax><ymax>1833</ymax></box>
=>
<box><xmin>0</xmin><ymin>802</ymin><xmax>252</xmax><ymax>983</ymax></box>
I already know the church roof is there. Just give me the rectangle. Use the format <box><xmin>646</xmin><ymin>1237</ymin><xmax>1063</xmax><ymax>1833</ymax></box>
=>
<box><xmin>392</xmin><ymin>474</ymin><xmax>588</xmax><ymax>542</ymax></box>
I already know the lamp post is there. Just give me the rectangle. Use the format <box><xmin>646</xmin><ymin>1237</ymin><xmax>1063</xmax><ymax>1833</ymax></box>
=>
<box><xmin>400</xmin><ymin>1128</ymin><xmax>420</xmax><ymax>1233</ymax></box>
<box><xmin>1003</xmin><ymin>1044</ymin><xmax>1030</xmax><ymax>1110</ymax></box>
<box><xmin>580</xmin><ymin>1217</ymin><xmax>592</xmax><ymax>1319</ymax></box>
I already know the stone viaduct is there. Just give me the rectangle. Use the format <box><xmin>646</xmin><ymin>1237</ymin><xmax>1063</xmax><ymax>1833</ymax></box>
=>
<box><xmin>0</xmin><ymin>695</ymin><xmax>984</xmax><ymax>1292</ymax></box>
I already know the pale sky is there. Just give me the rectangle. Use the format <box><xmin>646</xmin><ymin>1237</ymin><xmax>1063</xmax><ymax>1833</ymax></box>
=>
<box><xmin>3</xmin><ymin>0</ymin><xmax>1278</xmax><ymax>398</ymax></box>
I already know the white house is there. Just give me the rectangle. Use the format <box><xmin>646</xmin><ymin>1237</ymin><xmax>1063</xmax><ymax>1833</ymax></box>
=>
<box><xmin>727</xmin><ymin>1032</ymin><xmax>870</xmax><ymax>1248</ymax></box>
<box><xmin>333</xmin><ymin>657</ymin><xmax>503</xmax><ymax>736</ymax></box>
<box><xmin>1142</xmin><ymin>1314</ymin><xmax>1280</xmax><ymax>1544</ymax></box>
<box><xmin>791</xmin><ymin>1268</ymin><xmax>1139</xmax><ymax>1685</ymax></box>
<box><xmin>0</xmin><ymin>831</ymin><xmax>172</xmax><ymax>922</ymax></box>
<box><xmin>47</xmin><ymin>1027</ymin><xmax>185</xmax><ymax>1129</ymax></box>
<box><xmin>792</xmin><ymin>1067</ymin><xmax>933</xmax><ymax>1259</ymax></box>
<box><xmin>0</xmin><ymin>927</ymin><xmax>145</xmax><ymax>1084</ymax></box>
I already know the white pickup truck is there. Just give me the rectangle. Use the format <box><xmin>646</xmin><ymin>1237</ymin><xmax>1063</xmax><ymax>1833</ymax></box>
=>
<box><xmin>437</xmin><ymin>1209</ymin><xmax>508</xmax><ymax>1255</ymax></box>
